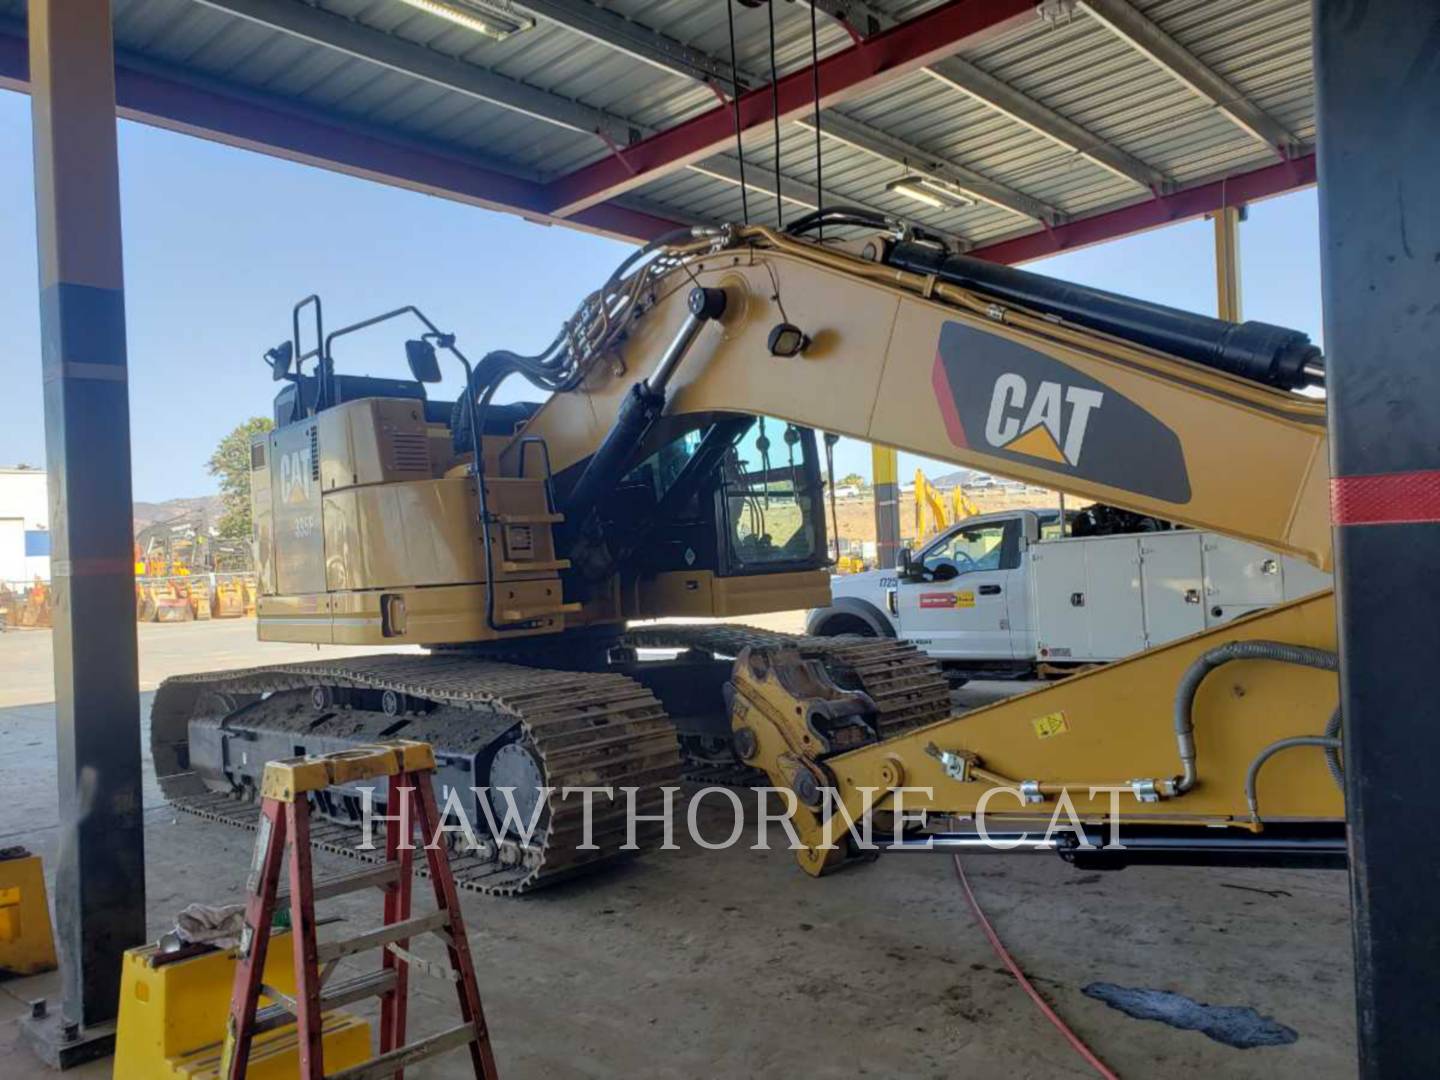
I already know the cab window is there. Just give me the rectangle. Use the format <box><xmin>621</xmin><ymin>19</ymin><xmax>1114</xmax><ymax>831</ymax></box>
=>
<box><xmin>721</xmin><ymin>418</ymin><xmax>820</xmax><ymax>569</ymax></box>
<box><xmin>921</xmin><ymin>519</ymin><xmax>1019</xmax><ymax>576</ymax></box>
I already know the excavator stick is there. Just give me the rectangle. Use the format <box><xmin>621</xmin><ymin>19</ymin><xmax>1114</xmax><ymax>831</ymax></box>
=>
<box><xmin>729</xmin><ymin>590</ymin><xmax>1345</xmax><ymax>876</ymax></box>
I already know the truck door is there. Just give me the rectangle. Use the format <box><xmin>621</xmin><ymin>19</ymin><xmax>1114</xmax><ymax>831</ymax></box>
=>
<box><xmin>895</xmin><ymin>516</ymin><xmax>1022</xmax><ymax>659</ymax></box>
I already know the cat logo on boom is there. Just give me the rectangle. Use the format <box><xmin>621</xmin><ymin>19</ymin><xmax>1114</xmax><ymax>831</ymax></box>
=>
<box><xmin>931</xmin><ymin>320</ymin><xmax>1191</xmax><ymax>504</ymax></box>
<box><xmin>984</xmin><ymin>374</ymin><xmax>1103</xmax><ymax>467</ymax></box>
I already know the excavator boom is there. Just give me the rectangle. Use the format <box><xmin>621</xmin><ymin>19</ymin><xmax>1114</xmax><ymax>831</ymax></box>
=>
<box><xmin>519</xmin><ymin>226</ymin><xmax>1331</xmax><ymax>571</ymax></box>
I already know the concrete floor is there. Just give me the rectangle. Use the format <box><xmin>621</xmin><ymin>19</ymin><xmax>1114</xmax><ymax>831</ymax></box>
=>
<box><xmin>0</xmin><ymin>621</ymin><xmax>1356</xmax><ymax>1077</ymax></box>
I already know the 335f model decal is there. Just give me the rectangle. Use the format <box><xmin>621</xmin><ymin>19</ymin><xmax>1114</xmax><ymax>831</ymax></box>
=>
<box><xmin>932</xmin><ymin>321</ymin><xmax>1191</xmax><ymax>503</ymax></box>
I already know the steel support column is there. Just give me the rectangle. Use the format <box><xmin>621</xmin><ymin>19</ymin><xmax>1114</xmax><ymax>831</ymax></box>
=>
<box><xmin>1313</xmin><ymin>1</ymin><xmax>1440</xmax><ymax>1074</ymax></box>
<box><xmin>1210</xmin><ymin>205</ymin><xmax>1242</xmax><ymax>322</ymax></box>
<box><xmin>22</xmin><ymin>2</ymin><xmax>145</xmax><ymax>1068</ymax></box>
<box><xmin>872</xmin><ymin>446</ymin><xmax>900</xmax><ymax>570</ymax></box>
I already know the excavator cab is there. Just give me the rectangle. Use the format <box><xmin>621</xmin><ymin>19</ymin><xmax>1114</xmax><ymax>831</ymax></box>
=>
<box><xmin>596</xmin><ymin>415</ymin><xmax>830</xmax><ymax>619</ymax></box>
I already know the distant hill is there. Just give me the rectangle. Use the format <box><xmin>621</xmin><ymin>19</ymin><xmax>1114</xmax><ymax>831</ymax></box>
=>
<box><xmin>133</xmin><ymin>494</ymin><xmax>223</xmax><ymax>536</ymax></box>
<box><xmin>928</xmin><ymin>469</ymin><xmax>975</xmax><ymax>489</ymax></box>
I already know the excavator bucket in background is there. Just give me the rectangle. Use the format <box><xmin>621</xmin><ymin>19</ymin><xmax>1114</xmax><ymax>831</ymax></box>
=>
<box><xmin>189</xmin><ymin>576</ymin><xmax>213</xmax><ymax>621</ymax></box>
<box><xmin>210</xmin><ymin>575</ymin><xmax>247</xmax><ymax>618</ymax></box>
<box><xmin>152</xmin><ymin>578</ymin><xmax>195</xmax><ymax>623</ymax></box>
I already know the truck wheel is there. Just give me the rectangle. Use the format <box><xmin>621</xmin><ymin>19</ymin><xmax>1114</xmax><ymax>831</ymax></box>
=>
<box><xmin>816</xmin><ymin>614</ymin><xmax>877</xmax><ymax>637</ymax></box>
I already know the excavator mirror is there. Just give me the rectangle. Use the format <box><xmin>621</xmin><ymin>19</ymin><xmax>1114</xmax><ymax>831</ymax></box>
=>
<box><xmin>767</xmin><ymin>323</ymin><xmax>810</xmax><ymax>358</ymax></box>
<box><xmin>265</xmin><ymin>341</ymin><xmax>294</xmax><ymax>381</ymax></box>
<box><xmin>405</xmin><ymin>339</ymin><xmax>442</xmax><ymax>383</ymax></box>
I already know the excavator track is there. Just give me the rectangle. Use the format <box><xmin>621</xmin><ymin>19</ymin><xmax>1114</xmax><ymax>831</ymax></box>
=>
<box><xmin>151</xmin><ymin>654</ymin><xmax>682</xmax><ymax>896</ymax></box>
<box><xmin>625</xmin><ymin>624</ymin><xmax>953</xmax><ymax>740</ymax></box>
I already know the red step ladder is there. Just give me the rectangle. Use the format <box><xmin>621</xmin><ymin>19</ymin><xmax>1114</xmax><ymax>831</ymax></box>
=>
<box><xmin>219</xmin><ymin>739</ymin><xmax>500</xmax><ymax>1079</ymax></box>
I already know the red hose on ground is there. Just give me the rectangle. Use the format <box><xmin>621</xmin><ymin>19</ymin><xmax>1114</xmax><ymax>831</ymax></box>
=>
<box><xmin>952</xmin><ymin>855</ymin><xmax>1119</xmax><ymax>1080</ymax></box>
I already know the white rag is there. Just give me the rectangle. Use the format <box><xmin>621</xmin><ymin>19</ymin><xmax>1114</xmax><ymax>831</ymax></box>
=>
<box><xmin>173</xmin><ymin>902</ymin><xmax>249</xmax><ymax>949</ymax></box>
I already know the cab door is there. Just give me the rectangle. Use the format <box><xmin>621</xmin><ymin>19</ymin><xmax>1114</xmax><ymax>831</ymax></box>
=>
<box><xmin>894</xmin><ymin>516</ymin><xmax>1022</xmax><ymax>659</ymax></box>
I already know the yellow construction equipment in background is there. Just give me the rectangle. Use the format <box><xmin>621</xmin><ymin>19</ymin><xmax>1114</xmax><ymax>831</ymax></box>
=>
<box><xmin>15</xmin><ymin>579</ymin><xmax>52</xmax><ymax>629</ymax></box>
<box><xmin>913</xmin><ymin>468</ymin><xmax>979</xmax><ymax>540</ymax></box>
<box><xmin>134</xmin><ymin>572</ymin><xmax>258</xmax><ymax>623</ymax></box>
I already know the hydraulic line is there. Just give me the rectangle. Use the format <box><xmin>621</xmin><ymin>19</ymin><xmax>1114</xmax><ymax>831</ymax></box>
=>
<box><xmin>1323</xmin><ymin>705</ymin><xmax>1344</xmax><ymax>787</ymax></box>
<box><xmin>1172</xmin><ymin>640</ymin><xmax>1338</xmax><ymax>794</ymax></box>
<box><xmin>785</xmin><ymin>206</ymin><xmax>891</xmax><ymax>236</ymax></box>
<box><xmin>962</xmin><ymin>639</ymin><xmax>1342</xmax><ymax>804</ymax></box>
<box><xmin>1245</xmin><ymin>736</ymin><xmax>1344</xmax><ymax>821</ymax></box>
<box><xmin>1244</xmin><ymin>704</ymin><xmax>1346</xmax><ymax>821</ymax></box>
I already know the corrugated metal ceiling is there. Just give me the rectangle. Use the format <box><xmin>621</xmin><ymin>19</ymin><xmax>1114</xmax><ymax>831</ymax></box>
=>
<box><xmin>0</xmin><ymin>0</ymin><xmax>1316</xmax><ymax>249</ymax></box>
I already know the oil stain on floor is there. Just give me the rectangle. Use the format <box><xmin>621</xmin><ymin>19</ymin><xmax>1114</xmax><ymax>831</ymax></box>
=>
<box><xmin>1082</xmin><ymin>982</ymin><xmax>1299</xmax><ymax>1049</ymax></box>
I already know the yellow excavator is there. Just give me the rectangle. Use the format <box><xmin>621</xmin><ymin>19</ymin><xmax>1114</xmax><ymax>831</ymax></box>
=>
<box><xmin>152</xmin><ymin>209</ymin><xmax>1340</xmax><ymax>894</ymax></box>
<box><xmin>913</xmin><ymin>468</ymin><xmax>980</xmax><ymax>541</ymax></box>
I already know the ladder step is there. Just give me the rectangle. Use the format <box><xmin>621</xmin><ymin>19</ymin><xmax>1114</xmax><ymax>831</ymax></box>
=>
<box><xmin>316</xmin><ymin>910</ymin><xmax>450</xmax><ymax>964</ymax></box>
<box><xmin>277</xmin><ymin>861</ymin><xmax>401</xmax><ymax>905</ymax></box>
<box><xmin>253</xmin><ymin>969</ymin><xmax>399</xmax><ymax>1035</ymax></box>
<box><xmin>325</xmin><ymin>1021</ymin><xmax>478</xmax><ymax>1080</ymax></box>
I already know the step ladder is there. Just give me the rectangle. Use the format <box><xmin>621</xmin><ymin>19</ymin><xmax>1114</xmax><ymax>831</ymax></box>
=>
<box><xmin>219</xmin><ymin>739</ymin><xmax>500</xmax><ymax>1080</ymax></box>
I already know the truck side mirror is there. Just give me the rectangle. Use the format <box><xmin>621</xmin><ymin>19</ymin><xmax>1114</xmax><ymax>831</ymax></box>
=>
<box><xmin>405</xmin><ymin>339</ymin><xmax>442</xmax><ymax>383</ymax></box>
<box><xmin>897</xmin><ymin>547</ymin><xmax>917</xmax><ymax>580</ymax></box>
<box><xmin>266</xmin><ymin>341</ymin><xmax>294</xmax><ymax>381</ymax></box>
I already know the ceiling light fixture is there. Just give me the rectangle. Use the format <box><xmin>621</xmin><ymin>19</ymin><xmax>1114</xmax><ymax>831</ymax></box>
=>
<box><xmin>885</xmin><ymin>175</ymin><xmax>975</xmax><ymax>211</ymax></box>
<box><xmin>396</xmin><ymin>0</ymin><xmax>535</xmax><ymax>41</ymax></box>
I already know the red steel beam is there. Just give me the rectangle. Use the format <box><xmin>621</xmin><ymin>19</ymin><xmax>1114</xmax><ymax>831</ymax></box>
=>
<box><xmin>973</xmin><ymin>153</ymin><xmax>1317</xmax><ymax>265</ymax></box>
<box><xmin>543</xmin><ymin>0</ymin><xmax>1036</xmax><ymax>219</ymax></box>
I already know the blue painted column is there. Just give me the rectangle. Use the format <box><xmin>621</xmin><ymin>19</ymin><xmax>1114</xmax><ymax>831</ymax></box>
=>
<box><xmin>25</xmin><ymin>0</ymin><xmax>145</xmax><ymax>1060</ymax></box>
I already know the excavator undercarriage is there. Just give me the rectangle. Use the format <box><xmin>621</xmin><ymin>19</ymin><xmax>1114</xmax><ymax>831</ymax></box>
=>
<box><xmin>156</xmin><ymin>210</ymin><xmax>1343</xmax><ymax>892</ymax></box>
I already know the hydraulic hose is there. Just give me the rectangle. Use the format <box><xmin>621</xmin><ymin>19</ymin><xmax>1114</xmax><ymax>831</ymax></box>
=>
<box><xmin>785</xmin><ymin>205</ymin><xmax>889</xmax><ymax>235</ymax></box>
<box><xmin>1323</xmin><ymin>706</ymin><xmax>1344</xmax><ymax>788</ymax></box>
<box><xmin>1244</xmin><ymin>735</ymin><xmax>1344</xmax><ymax>821</ymax></box>
<box><xmin>1172</xmin><ymin>640</ymin><xmax>1338</xmax><ymax>794</ymax></box>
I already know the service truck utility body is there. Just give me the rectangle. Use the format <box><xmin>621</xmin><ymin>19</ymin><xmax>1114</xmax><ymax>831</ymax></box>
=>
<box><xmin>812</xmin><ymin>509</ymin><xmax>1330</xmax><ymax>671</ymax></box>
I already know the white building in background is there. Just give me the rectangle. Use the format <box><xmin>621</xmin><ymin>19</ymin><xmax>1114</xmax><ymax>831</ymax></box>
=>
<box><xmin>0</xmin><ymin>468</ymin><xmax>51</xmax><ymax>585</ymax></box>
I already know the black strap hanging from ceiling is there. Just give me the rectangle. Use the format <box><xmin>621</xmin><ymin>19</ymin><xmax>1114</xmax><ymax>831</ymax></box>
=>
<box><xmin>725</xmin><ymin>0</ymin><xmax>749</xmax><ymax>225</ymax></box>
<box><xmin>809</xmin><ymin>0</ymin><xmax>824</xmax><ymax>240</ymax></box>
<box><xmin>766</xmin><ymin>0</ymin><xmax>783</xmax><ymax>228</ymax></box>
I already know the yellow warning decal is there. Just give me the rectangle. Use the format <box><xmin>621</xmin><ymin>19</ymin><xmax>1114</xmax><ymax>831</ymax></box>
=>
<box><xmin>955</xmin><ymin>590</ymin><xmax>975</xmax><ymax>608</ymax></box>
<box><xmin>1032</xmin><ymin>711</ymin><xmax>1069</xmax><ymax>739</ymax></box>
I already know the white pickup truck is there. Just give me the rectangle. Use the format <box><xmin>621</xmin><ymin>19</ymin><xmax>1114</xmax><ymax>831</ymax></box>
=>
<box><xmin>807</xmin><ymin>508</ymin><xmax>1330</xmax><ymax>678</ymax></box>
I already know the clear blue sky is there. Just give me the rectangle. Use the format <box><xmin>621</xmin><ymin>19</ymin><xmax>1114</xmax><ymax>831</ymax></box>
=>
<box><xmin>0</xmin><ymin>87</ymin><xmax>1322</xmax><ymax>502</ymax></box>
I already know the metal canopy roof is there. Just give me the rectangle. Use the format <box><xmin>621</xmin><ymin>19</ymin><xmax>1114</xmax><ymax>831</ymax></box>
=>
<box><xmin>0</xmin><ymin>0</ymin><xmax>1317</xmax><ymax>260</ymax></box>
